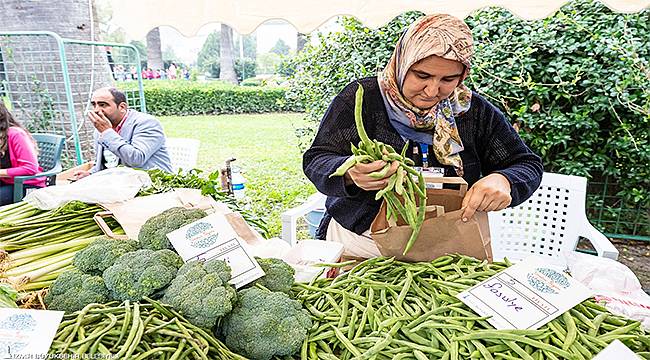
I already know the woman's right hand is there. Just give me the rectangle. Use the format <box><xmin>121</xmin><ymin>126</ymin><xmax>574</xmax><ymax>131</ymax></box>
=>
<box><xmin>344</xmin><ymin>159</ymin><xmax>399</xmax><ymax>191</ymax></box>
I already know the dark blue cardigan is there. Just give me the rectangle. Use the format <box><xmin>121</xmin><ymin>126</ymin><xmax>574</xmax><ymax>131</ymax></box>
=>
<box><xmin>303</xmin><ymin>77</ymin><xmax>543</xmax><ymax>238</ymax></box>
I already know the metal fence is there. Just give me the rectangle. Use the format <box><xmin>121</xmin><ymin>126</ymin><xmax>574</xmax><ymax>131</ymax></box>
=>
<box><xmin>588</xmin><ymin>178</ymin><xmax>650</xmax><ymax>242</ymax></box>
<box><xmin>0</xmin><ymin>31</ymin><xmax>145</xmax><ymax>166</ymax></box>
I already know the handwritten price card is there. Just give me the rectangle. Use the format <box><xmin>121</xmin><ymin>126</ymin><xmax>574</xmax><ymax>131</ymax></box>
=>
<box><xmin>457</xmin><ymin>256</ymin><xmax>591</xmax><ymax>330</ymax></box>
<box><xmin>0</xmin><ymin>308</ymin><xmax>63</xmax><ymax>357</ymax></box>
<box><xmin>167</xmin><ymin>213</ymin><xmax>265</xmax><ymax>289</ymax></box>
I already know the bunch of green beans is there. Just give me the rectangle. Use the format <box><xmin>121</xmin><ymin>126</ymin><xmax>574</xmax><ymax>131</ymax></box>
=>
<box><xmin>329</xmin><ymin>83</ymin><xmax>427</xmax><ymax>255</ymax></box>
<box><xmin>293</xmin><ymin>255</ymin><xmax>650</xmax><ymax>360</ymax></box>
<box><xmin>49</xmin><ymin>298</ymin><xmax>246</xmax><ymax>360</ymax></box>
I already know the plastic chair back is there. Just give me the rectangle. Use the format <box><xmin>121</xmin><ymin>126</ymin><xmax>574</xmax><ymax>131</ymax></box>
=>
<box><xmin>166</xmin><ymin>137</ymin><xmax>200</xmax><ymax>173</ymax></box>
<box><xmin>32</xmin><ymin>133</ymin><xmax>65</xmax><ymax>172</ymax></box>
<box><xmin>488</xmin><ymin>172</ymin><xmax>590</xmax><ymax>264</ymax></box>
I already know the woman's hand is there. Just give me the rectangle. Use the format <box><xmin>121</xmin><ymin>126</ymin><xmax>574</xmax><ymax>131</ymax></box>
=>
<box><xmin>344</xmin><ymin>159</ymin><xmax>399</xmax><ymax>191</ymax></box>
<box><xmin>461</xmin><ymin>173</ymin><xmax>512</xmax><ymax>221</ymax></box>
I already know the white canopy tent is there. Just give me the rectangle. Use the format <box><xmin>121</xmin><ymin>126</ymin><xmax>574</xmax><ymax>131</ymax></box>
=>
<box><xmin>107</xmin><ymin>0</ymin><xmax>649</xmax><ymax>37</ymax></box>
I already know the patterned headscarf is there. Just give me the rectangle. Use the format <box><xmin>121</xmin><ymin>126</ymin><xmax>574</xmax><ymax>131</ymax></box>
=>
<box><xmin>378</xmin><ymin>14</ymin><xmax>473</xmax><ymax>176</ymax></box>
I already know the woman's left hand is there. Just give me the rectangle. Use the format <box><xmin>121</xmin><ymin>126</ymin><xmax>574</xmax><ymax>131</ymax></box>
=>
<box><xmin>461</xmin><ymin>173</ymin><xmax>511</xmax><ymax>221</ymax></box>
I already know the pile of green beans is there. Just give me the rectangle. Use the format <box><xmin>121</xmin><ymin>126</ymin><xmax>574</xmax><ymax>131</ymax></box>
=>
<box><xmin>329</xmin><ymin>84</ymin><xmax>427</xmax><ymax>255</ymax></box>
<box><xmin>293</xmin><ymin>255</ymin><xmax>650</xmax><ymax>360</ymax></box>
<box><xmin>49</xmin><ymin>299</ymin><xmax>246</xmax><ymax>360</ymax></box>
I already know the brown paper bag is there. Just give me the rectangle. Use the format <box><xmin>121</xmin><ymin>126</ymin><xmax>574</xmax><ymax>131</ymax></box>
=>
<box><xmin>94</xmin><ymin>189</ymin><xmax>265</xmax><ymax>246</ymax></box>
<box><xmin>370</xmin><ymin>177</ymin><xmax>492</xmax><ymax>262</ymax></box>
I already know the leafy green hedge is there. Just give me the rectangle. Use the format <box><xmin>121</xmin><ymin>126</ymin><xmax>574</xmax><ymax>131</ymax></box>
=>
<box><xmin>287</xmin><ymin>1</ymin><xmax>649</xmax><ymax>237</ymax></box>
<box><xmin>119</xmin><ymin>81</ymin><xmax>300</xmax><ymax>116</ymax></box>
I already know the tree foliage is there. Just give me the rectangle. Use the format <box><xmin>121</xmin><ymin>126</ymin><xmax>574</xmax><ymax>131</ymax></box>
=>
<box><xmin>198</xmin><ymin>30</ymin><xmax>256</xmax><ymax>80</ymax></box>
<box><xmin>197</xmin><ymin>31</ymin><xmax>221</xmax><ymax>75</ymax></box>
<box><xmin>287</xmin><ymin>2</ymin><xmax>650</xmax><ymax>235</ymax></box>
<box><xmin>270</xmin><ymin>39</ymin><xmax>290</xmax><ymax>56</ymax></box>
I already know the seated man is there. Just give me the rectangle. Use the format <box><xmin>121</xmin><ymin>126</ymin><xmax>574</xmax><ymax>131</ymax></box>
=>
<box><xmin>74</xmin><ymin>87</ymin><xmax>173</xmax><ymax>179</ymax></box>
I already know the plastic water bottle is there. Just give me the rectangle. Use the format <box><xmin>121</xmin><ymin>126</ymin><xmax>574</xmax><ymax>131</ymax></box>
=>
<box><xmin>231</xmin><ymin>167</ymin><xmax>246</xmax><ymax>199</ymax></box>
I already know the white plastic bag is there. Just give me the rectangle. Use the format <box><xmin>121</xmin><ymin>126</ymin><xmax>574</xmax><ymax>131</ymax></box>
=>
<box><xmin>566</xmin><ymin>252</ymin><xmax>650</xmax><ymax>329</ymax></box>
<box><xmin>24</xmin><ymin>168</ymin><xmax>151</xmax><ymax>210</ymax></box>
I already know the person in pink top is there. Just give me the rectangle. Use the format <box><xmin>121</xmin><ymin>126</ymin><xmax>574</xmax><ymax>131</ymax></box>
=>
<box><xmin>0</xmin><ymin>103</ymin><xmax>45</xmax><ymax>205</ymax></box>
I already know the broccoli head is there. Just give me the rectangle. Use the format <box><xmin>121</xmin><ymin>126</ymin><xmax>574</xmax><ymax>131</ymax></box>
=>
<box><xmin>138</xmin><ymin>207</ymin><xmax>207</xmax><ymax>250</ymax></box>
<box><xmin>221</xmin><ymin>287</ymin><xmax>312</xmax><ymax>360</ymax></box>
<box><xmin>249</xmin><ymin>257</ymin><xmax>295</xmax><ymax>293</ymax></box>
<box><xmin>102</xmin><ymin>249</ymin><xmax>183</xmax><ymax>301</ymax></box>
<box><xmin>73</xmin><ymin>236</ymin><xmax>139</xmax><ymax>275</ymax></box>
<box><xmin>162</xmin><ymin>258</ymin><xmax>236</xmax><ymax>329</ymax></box>
<box><xmin>44</xmin><ymin>269</ymin><xmax>110</xmax><ymax>313</ymax></box>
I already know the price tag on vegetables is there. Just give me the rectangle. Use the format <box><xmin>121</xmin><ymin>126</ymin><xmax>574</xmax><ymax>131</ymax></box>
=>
<box><xmin>0</xmin><ymin>308</ymin><xmax>63</xmax><ymax>356</ymax></box>
<box><xmin>457</xmin><ymin>256</ymin><xmax>592</xmax><ymax>330</ymax></box>
<box><xmin>593</xmin><ymin>340</ymin><xmax>641</xmax><ymax>359</ymax></box>
<box><xmin>166</xmin><ymin>213</ymin><xmax>265</xmax><ymax>289</ymax></box>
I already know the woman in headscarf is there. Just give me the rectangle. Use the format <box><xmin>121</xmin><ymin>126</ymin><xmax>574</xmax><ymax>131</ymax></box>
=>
<box><xmin>303</xmin><ymin>14</ymin><xmax>543</xmax><ymax>258</ymax></box>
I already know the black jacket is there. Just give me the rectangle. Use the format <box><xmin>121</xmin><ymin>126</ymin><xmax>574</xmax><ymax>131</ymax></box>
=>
<box><xmin>303</xmin><ymin>77</ymin><xmax>543</xmax><ymax>237</ymax></box>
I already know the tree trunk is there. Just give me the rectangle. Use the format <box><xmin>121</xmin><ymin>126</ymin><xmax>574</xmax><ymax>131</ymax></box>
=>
<box><xmin>219</xmin><ymin>24</ymin><xmax>238</xmax><ymax>85</ymax></box>
<box><xmin>297</xmin><ymin>33</ymin><xmax>308</xmax><ymax>52</ymax></box>
<box><xmin>0</xmin><ymin>0</ymin><xmax>112</xmax><ymax>164</ymax></box>
<box><xmin>146</xmin><ymin>27</ymin><xmax>164</xmax><ymax>71</ymax></box>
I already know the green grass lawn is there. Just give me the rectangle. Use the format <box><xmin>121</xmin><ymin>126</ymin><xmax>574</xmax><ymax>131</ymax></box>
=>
<box><xmin>159</xmin><ymin>112</ymin><xmax>316</xmax><ymax>237</ymax></box>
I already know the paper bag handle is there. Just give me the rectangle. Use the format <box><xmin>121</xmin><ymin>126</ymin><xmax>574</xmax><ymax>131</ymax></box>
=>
<box><xmin>93</xmin><ymin>211</ymin><xmax>129</xmax><ymax>240</ymax></box>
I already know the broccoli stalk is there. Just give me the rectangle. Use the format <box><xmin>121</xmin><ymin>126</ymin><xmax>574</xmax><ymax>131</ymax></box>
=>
<box><xmin>161</xmin><ymin>258</ymin><xmax>236</xmax><ymax>329</ymax></box>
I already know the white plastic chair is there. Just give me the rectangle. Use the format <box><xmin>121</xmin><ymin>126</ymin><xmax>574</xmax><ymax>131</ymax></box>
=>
<box><xmin>281</xmin><ymin>192</ymin><xmax>326</xmax><ymax>246</ymax></box>
<box><xmin>489</xmin><ymin>172</ymin><xmax>619</xmax><ymax>265</ymax></box>
<box><xmin>166</xmin><ymin>137</ymin><xmax>200</xmax><ymax>173</ymax></box>
<box><xmin>281</xmin><ymin>173</ymin><xmax>619</xmax><ymax>264</ymax></box>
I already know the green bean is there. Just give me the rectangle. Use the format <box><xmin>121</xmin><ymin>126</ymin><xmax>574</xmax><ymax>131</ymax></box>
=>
<box><xmin>589</xmin><ymin>312</ymin><xmax>608</xmax><ymax>336</ymax></box>
<box><xmin>330</xmin><ymin>156</ymin><xmax>357</xmax><ymax>177</ymax></box>
<box><xmin>296</xmin><ymin>255</ymin><xmax>650</xmax><ymax>360</ymax></box>
<box><xmin>455</xmin><ymin>332</ymin><xmax>574</xmax><ymax>358</ymax></box>
<box><xmin>375</xmin><ymin>173</ymin><xmax>398</xmax><ymax>200</ymax></box>
<box><xmin>114</xmin><ymin>302</ymin><xmax>140</xmax><ymax>358</ymax></box>
<box><xmin>338</xmin><ymin>292</ymin><xmax>349</xmax><ymax>328</ymax></box>
<box><xmin>331</xmin><ymin>325</ymin><xmax>362</xmax><ymax>358</ymax></box>
<box><xmin>358</xmin><ymin>334</ymin><xmax>393</xmax><ymax>359</ymax></box>
<box><xmin>368</xmin><ymin>162</ymin><xmax>392</xmax><ymax>179</ymax></box>
<box><xmin>504</xmin><ymin>340</ymin><xmax>535</xmax><ymax>360</ymax></box>
<box><xmin>394</xmin><ymin>167</ymin><xmax>406</xmax><ymax>195</ymax></box>
<box><xmin>562</xmin><ymin>311</ymin><xmax>578</xmax><ymax>351</ymax></box>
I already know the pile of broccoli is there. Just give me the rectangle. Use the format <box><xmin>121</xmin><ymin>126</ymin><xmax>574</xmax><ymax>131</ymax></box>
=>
<box><xmin>162</xmin><ymin>258</ymin><xmax>237</xmax><ymax>329</ymax></box>
<box><xmin>221</xmin><ymin>287</ymin><xmax>311</xmax><ymax>360</ymax></box>
<box><xmin>73</xmin><ymin>236</ymin><xmax>140</xmax><ymax>275</ymax></box>
<box><xmin>138</xmin><ymin>207</ymin><xmax>207</xmax><ymax>250</ymax></box>
<box><xmin>103</xmin><ymin>249</ymin><xmax>184</xmax><ymax>301</ymax></box>
<box><xmin>44</xmin><ymin>269</ymin><xmax>110</xmax><ymax>312</ymax></box>
<box><xmin>44</xmin><ymin>227</ymin><xmax>309</xmax><ymax>360</ymax></box>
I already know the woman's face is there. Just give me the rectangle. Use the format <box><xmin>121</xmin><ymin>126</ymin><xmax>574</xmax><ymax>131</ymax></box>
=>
<box><xmin>402</xmin><ymin>55</ymin><xmax>465</xmax><ymax>109</ymax></box>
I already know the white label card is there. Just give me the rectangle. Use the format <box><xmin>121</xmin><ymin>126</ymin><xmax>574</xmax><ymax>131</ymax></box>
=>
<box><xmin>457</xmin><ymin>256</ymin><xmax>592</xmax><ymax>330</ymax></box>
<box><xmin>593</xmin><ymin>340</ymin><xmax>641</xmax><ymax>359</ymax></box>
<box><xmin>0</xmin><ymin>308</ymin><xmax>63</xmax><ymax>357</ymax></box>
<box><xmin>166</xmin><ymin>213</ymin><xmax>265</xmax><ymax>289</ymax></box>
